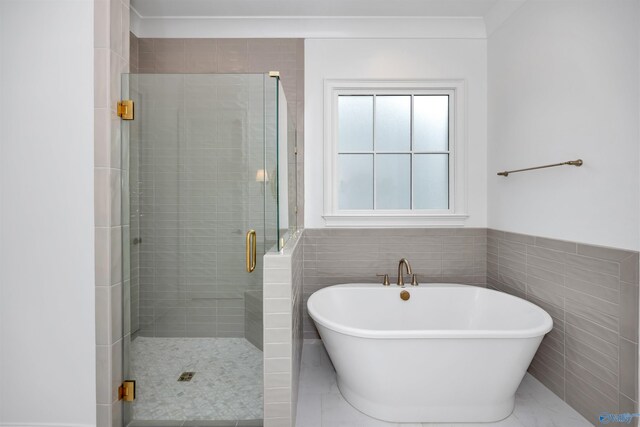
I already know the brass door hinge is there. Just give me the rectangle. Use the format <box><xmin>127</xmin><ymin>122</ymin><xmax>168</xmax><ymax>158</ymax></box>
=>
<box><xmin>118</xmin><ymin>380</ymin><xmax>136</xmax><ymax>401</ymax></box>
<box><xmin>117</xmin><ymin>100</ymin><xmax>134</xmax><ymax>120</ymax></box>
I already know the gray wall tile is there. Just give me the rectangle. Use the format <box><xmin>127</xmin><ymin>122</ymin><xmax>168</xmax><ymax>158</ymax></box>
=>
<box><xmin>566</xmin><ymin>298</ymin><xmax>618</xmax><ymax>333</ymax></box>
<box><xmin>566</xmin><ymin>312</ymin><xmax>618</xmax><ymax>345</ymax></box>
<box><xmin>565</xmin><ymin>276</ymin><xmax>618</xmax><ymax>304</ymax></box>
<box><xmin>302</xmin><ymin>228</ymin><xmax>487</xmax><ymax>339</ymax></box>
<box><xmin>565</xmin><ymin>253</ymin><xmax>620</xmax><ymax>276</ymax></box>
<box><xmin>527</xmin><ymin>245</ymin><xmax>567</xmax><ymax>263</ymax></box>
<box><xmin>529</xmin><ymin>363</ymin><xmax>564</xmax><ymax>399</ymax></box>
<box><xmin>620</xmin><ymin>338</ymin><xmax>638</xmax><ymax>401</ymax></box>
<box><xmin>535</xmin><ymin>236</ymin><xmax>577</xmax><ymax>253</ymax></box>
<box><xmin>527</xmin><ymin>254</ymin><xmax>564</xmax><ymax>275</ymax></box>
<box><xmin>567</xmin><ymin>369</ymin><xmax>618</xmax><ymax>415</ymax></box>
<box><xmin>503</xmin><ymin>231</ymin><xmax>535</xmax><ymax>245</ymax></box>
<box><xmin>619</xmin><ymin>393</ymin><xmax>639</xmax><ymax>424</ymax></box>
<box><xmin>621</xmin><ymin>254</ymin><xmax>640</xmax><ymax>285</ymax></box>
<box><xmin>620</xmin><ymin>282</ymin><xmax>639</xmax><ymax>342</ymax></box>
<box><xmin>565</xmin><ymin>287</ymin><xmax>618</xmax><ymax>317</ymax></box>
<box><xmin>566</xmin><ymin>386</ymin><xmax>601</xmax><ymax>426</ymax></box>
<box><xmin>566</xmin><ymin>342</ymin><xmax>618</xmax><ymax>388</ymax></box>
<box><xmin>131</xmin><ymin>36</ymin><xmax>305</xmax><ymax>228</ymax></box>
<box><xmin>489</xmin><ymin>228</ymin><xmax>638</xmax><ymax>423</ymax></box>
<box><xmin>577</xmin><ymin>244</ymin><xmax>636</xmax><ymax>262</ymax></box>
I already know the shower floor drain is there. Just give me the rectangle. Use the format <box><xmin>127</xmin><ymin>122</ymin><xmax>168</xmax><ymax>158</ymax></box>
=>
<box><xmin>177</xmin><ymin>372</ymin><xmax>195</xmax><ymax>382</ymax></box>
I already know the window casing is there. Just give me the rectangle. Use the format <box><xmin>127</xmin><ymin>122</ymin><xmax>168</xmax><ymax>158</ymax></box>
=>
<box><xmin>323</xmin><ymin>80</ymin><xmax>468</xmax><ymax>227</ymax></box>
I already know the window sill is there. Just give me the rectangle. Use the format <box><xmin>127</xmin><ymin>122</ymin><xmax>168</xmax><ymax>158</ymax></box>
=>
<box><xmin>322</xmin><ymin>214</ymin><xmax>469</xmax><ymax>228</ymax></box>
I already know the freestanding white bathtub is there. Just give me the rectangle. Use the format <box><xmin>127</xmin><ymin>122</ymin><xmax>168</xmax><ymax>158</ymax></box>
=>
<box><xmin>307</xmin><ymin>283</ymin><xmax>553</xmax><ymax>423</ymax></box>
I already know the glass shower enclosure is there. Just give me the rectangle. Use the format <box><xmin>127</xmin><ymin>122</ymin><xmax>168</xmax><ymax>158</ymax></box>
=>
<box><xmin>120</xmin><ymin>73</ymin><xmax>296</xmax><ymax>425</ymax></box>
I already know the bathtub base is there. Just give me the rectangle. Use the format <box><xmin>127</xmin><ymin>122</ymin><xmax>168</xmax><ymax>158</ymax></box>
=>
<box><xmin>322</xmin><ymin>332</ymin><xmax>540</xmax><ymax>423</ymax></box>
<box><xmin>338</xmin><ymin>378</ymin><xmax>515</xmax><ymax>423</ymax></box>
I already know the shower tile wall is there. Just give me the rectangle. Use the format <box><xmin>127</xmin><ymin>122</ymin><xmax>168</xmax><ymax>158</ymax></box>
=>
<box><xmin>130</xmin><ymin>33</ymin><xmax>139</xmax><ymax>73</ymax></box>
<box><xmin>95</xmin><ymin>0</ymin><xmax>130</xmax><ymax>425</ymax></box>
<box><xmin>133</xmin><ymin>74</ymin><xmax>266</xmax><ymax>338</ymax></box>
<box><xmin>302</xmin><ymin>228</ymin><xmax>487</xmax><ymax>339</ymax></box>
<box><xmin>245</xmin><ymin>290</ymin><xmax>263</xmax><ymax>350</ymax></box>
<box><xmin>128</xmin><ymin>36</ymin><xmax>304</xmax><ymax>342</ymax></box>
<box><xmin>129</xmin><ymin>36</ymin><xmax>305</xmax><ymax>227</ymax></box>
<box><xmin>487</xmin><ymin>229</ymin><xmax>639</xmax><ymax>424</ymax></box>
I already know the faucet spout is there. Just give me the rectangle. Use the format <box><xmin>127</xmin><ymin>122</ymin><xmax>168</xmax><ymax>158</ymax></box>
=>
<box><xmin>397</xmin><ymin>258</ymin><xmax>413</xmax><ymax>286</ymax></box>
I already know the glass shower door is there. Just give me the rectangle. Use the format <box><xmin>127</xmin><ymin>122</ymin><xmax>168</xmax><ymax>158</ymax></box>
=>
<box><xmin>121</xmin><ymin>73</ymin><xmax>280</xmax><ymax>425</ymax></box>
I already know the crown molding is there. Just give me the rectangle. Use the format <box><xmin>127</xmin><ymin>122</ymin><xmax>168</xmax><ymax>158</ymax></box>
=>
<box><xmin>129</xmin><ymin>13</ymin><xmax>487</xmax><ymax>39</ymax></box>
<box><xmin>130</xmin><ymin>0</ymin><xmax>531</xmax><ymax>39</ymax></box>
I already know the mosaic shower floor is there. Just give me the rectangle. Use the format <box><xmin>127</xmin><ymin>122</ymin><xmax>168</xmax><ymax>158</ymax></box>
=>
<box><xmin>130</xmin><ymin>337</ymin><xmax>263</xmax><ymax>421</ymax></box>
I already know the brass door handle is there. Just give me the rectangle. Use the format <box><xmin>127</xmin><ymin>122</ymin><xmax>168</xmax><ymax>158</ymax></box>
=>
<box><xmin>246</xmin><ymin>229</ymin><xmax>257</xmax><ymax>273</ymax></box>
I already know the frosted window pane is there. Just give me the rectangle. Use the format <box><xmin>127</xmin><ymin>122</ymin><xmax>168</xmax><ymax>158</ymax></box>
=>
<box><xmin>414</xmin><ymin>154</ymin><xmax>449</xmax><ymax>209</ymax></box>
<box><xmin>376</xmin><ymin>154</ymin><xmax>410</xmax><ymax>209</ymax></box>
<box><xmin>338</xmin><ymin>96</ymin><xmax>373</xmax><ymax>151</ymax></box>
<box><xmin>414</xmin><ymin>96</ymin><xmax>449</xmax><ymax>152</ymax></box>
<box><xmin>375</xmin><ymin>96</ymin><xmax>411</xmax><ymax>151</ymax></box>
<box><xmin>338</xmin><ymin>154</ymin><xmax>373</xmax><ymax>209</ymax></box>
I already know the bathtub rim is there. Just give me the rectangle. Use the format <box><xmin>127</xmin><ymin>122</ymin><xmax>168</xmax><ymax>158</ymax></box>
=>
<box><xmin>307</xmin><ymin>283</ymin><xmax>553</xmax><ymax>340</ymax></box>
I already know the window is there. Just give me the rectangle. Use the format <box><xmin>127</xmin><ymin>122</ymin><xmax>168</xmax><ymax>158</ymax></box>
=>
<box><xmin>323</xmin><ymin>80</ymin><xmax>467</xmax><ymax>227</ymax></box>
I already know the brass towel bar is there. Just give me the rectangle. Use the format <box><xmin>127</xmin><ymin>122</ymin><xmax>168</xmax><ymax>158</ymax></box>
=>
<box><xmin>497</xmin><ymin>159</ymin><xmax>583</xmax><ymax>177</ymax></box>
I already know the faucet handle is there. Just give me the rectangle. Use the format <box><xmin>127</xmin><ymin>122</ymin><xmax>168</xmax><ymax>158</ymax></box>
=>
<box><xmin>411</xmin><ymin>274</ymin><xmax>419</xmax><ymax>286</ymax></box>
<box><xmin>376</xmin><ymin>273</ymin><xmax>390</xmax><ymax>286</ymax></box>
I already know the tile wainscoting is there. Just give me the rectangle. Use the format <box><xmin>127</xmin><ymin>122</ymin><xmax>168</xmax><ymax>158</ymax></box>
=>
<box><xmin>300</xmin><ymin>227</ymin><xmax>638</xmax><ymax>426</ymax></box>
<box><xmin>487</xmin><ymin>229</ymin><xmax>639</xmax><ymax>425</ymax></box>
<box><xmin>302</xmin><ymin>228</ymin><xmax>488</xmax><ymax>339</ymax></box>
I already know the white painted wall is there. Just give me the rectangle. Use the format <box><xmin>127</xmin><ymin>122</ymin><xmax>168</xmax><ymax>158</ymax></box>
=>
<box><xmin>304</xmin><ymin>38</ymin><xmax>488</xmax><ymax>228</ymax></box>
<box><xmin>0</xmin><ymin>1</ymin><xmax>96</xmax><ymax>426</ymax></box>
<box><xmin>488</xmin><ymin>0</ymin><xmax>640</xmax><ymax>251</ymax></box>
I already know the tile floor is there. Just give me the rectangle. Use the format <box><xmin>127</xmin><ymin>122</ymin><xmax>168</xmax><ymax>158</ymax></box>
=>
<box><xmin>295</xmin><ymin>340</ymin><xmax>593</xmax><ymax>427</ymax></box>
<box><xmin>130</xmin><ymin>337</ymin><xmax>263</xmax><ymax>422</ymax></box>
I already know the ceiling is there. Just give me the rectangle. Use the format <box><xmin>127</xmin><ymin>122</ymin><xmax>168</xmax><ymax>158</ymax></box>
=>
<box><xmin>131</xmin><ymin>0</ymin><xmax>503</xmax><ymax>18</ymax></box>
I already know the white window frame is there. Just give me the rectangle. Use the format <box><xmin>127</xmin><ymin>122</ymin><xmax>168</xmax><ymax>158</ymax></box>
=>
<box><xmin>323</xmin><ymin>79</ymin><xmax>468</xmax><ymax>227</ymax></box>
